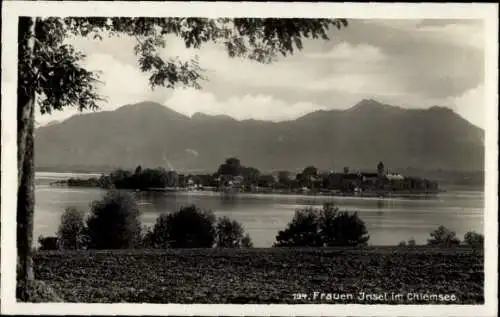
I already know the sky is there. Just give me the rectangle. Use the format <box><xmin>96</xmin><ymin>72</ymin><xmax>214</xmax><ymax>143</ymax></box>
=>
<box><xmin>35</xmin><ymin>18</ymin><xmax>486</xmax><ymax>128</ymax></box>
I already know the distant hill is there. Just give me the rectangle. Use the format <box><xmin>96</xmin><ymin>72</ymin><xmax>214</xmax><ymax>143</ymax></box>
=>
<box><xmin>34</xmin><ymin>99</ymin><xmax>485</xmax><ymax>175</ymax></box>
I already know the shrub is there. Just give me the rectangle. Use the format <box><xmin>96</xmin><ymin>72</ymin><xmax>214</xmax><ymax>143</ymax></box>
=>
<box><xmin>149</xmin><ymin>213</ymin><xmax>171</xmax><ymax>248</ymax></box>
<box><xmin>274</xmin><ymin>203</ymin><xmax>369</xmax><ymax>247</ymax></box>
<box><xmin>408</xmin><ymin>238</ymin><xmax>416</xmax><ymax>247</ymax></box>
<box><xmin>16</xmin><ymin>280</ymin><xmax>63</xmax><ymax>302</ymax></box>
<box><xmin>38</xmin><ymin>236</ymin><xmax>59</xmax><ymax>250</ymax></box>
<box><xmin>241</xmin><ymin>233</ymin><xmax>253</xmax><ymax>248</ymax></box>
<box><xmin>141</xmin><ymin>226</ymin><xmax>156</xmax><ymax>248</ymax></box>
<box><xmin>398</xmin><ymin>238</ymin><xmax>416</xmax><ymax>247</ymax></box>
<box><xmin>427</xmin><ymin>225</ymin><xmax>461</xmax><ymax>247</ymax></box>
<box><xmin>151</xmin><ymin>205</ymin><xmax>216</xmax><ymax>248</ymax></box>
<box><xmin>86</xmin><ymin>190</ymin><xmax>142</xmax><ymax>249</ymax></box>
<box><xmin>463</xmin><ymin>231</ymin><xmax>484</xmax><ymax>247</ymax></box>
<box><xmin>215</xmin><ymin>216</ymin><xmax>253</xmax><ymax>248</ymax></box>
<box><xmin>320</xmin><ymin>204</ymin><xmax>369</xmax><ymax>247</ymax></box>
<box><xmin>274</xmin><ymin>208</ymin><xmax>322</xmax><ymax>247</ymax></box>
<box><xmin>57</xmin><ymin>207</ymin><xmax>87</xmax><ymax>249</ymax></box>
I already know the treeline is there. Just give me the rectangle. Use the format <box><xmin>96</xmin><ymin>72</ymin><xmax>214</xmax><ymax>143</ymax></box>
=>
<box><xmin>51</xmin><ymin>166</ymin><xmax>180</xmax><ymax>190</ymax></box>
<box><xmin>38</xmin><ymin>191</ymin><xmax>483</xmax><ymax>251</ymax></box>
<box><xmin>52</xmin><ymin>157</ymin><xmax>440</xmax><ymax>194</ymax></box>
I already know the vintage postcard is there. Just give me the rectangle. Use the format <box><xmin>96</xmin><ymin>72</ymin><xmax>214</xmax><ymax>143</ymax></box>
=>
<box><xmin>1</xmin><ymin>1</ymin><xmax>498</xmax><ymax>316</ymax></box>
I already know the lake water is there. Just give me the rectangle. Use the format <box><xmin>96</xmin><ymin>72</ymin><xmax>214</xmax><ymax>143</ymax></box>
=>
<box><xmin>35</xmin><ymin>172</ymin><xmax>484</xmax><ymax>247</ymax></box>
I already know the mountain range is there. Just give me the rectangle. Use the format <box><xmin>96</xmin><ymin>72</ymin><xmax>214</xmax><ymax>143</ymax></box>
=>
<box><xmin>34</xmin><ymin>99</ymin><xmax>484</xmax><ymax>174</ymax></box>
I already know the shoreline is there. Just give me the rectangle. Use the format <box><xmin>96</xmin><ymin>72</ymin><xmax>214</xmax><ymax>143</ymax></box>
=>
<box><xmin>48</xmin><ymin>183</ymin><xmax>444</xmax><ymax>199</ymax></box>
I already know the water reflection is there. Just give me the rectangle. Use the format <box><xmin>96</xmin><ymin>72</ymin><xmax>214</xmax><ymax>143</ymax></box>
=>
<box><xmin>376</xmin><ymin>199</ymin><xmax>385</xmax><ymax>217</ymax></box>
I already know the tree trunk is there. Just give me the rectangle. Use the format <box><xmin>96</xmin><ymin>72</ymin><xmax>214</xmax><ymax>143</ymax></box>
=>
<box><xmin>17</xmin><ymin>16</ymin><xmax>37</xmax><ymax>301</ymax></box>
<box><xmin>17</xmin><ymin>17</ymin><xmax>36</xmax><ymax>186</ymax></box>
<box><xmin>17</xmin><ymin>105</ymin><xmax>35</xmax><ymax>300</ymax></box>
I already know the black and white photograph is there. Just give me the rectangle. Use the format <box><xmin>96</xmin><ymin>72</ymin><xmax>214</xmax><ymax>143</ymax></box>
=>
<box><xmin>1</xmin><ymin>2</ymin><xmax>498</xmax><ymax>316</ymax></box>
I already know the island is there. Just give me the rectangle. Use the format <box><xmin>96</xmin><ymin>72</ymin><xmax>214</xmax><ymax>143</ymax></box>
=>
<box><xmin>50</xmin><ymin>159</ymin><xmax>441</xmax><ymax>198</ymax></box>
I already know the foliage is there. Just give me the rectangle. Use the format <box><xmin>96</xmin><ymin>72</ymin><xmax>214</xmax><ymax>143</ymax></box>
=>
<box><xmin>143</xmin><ymin>209</ymin><xmax>251</xmax><ymax>249</ymax></box>
<box><xmin>241</xmin><ymin>167</ymin><xmax>261</xmax><ymax>187</ymax></box>
<box><xmin>427</xmin><ymin>225</ymin><xmax>461</xmax><ymax>247</ymax></box>
<box><xmin>99</xmin><ymin>167</ymin><xmax>174</xmax><ymax>190</ymax></box>
<box><xmin>134</xmin><ymin>165</ymin><xmax>143</xmax><ymax>175</ymax></box>
<box><xmin>32</xmin><ymin>247</ymin><xmax>483</xmax><ymax>303</ymax></box>
<box><xmin>319</xmin><ymin>204</ymin><xmax>369</xmax><ymax>247</ymax></box>
<box><xmin>463</xmin><ymin>231</ymin><xmax>484</xmax><ymax>247</ymax></box>
<box><xmin>38</xmin><ymin>236</ymin><xmax>59</xmax><ymax>250</ymax></box>
<box><xmin>257</xmin><ymin>174</ymin><xmax>277</xmax><ymax>188</ymax></box>
<box><xmin>216</xmin><ymin>157</ymin><xmax>243</xmax><ymax>177</ymax></box>
<box><xmin>86</xmin><ymin>191</ymin><xmax>142</xmax><ymax>249</ymax></box>
<box><xmin>16</xmin><ymin>279</ymin><xmax>63</xmax><ymax>302</ymax></box>
<box><xmin>274</xmin><ymin>203</ymin><xmax>369</xmax><ymax>247</ymax></box>
<box><xmin>302</xmin><ymin>166</ymin><xmax>318</xmax><ymax>178</ymax></box>
<box><xmin>408</xmin><ymin>238</ymin><xmax>416</xmax><ymax>247</ymax></box>
<box><xmin>215</xmin><ymin>158</ymin><xmax>274</xmax><ymax>189</ymax></box>
<box><xmin>277</xmin><ymin>171</ymin><xmax>291</xmax><ymax>186</ymax></box>
<box><xmin>241</xmin><ymin>233</ymin><xmax>254</xmax><ymax>248</ymax></box>
<box><xmin>296</xmin><ymin>165</ymin><xmax>319</xmax><ymax>186</ymax></box>
<box><xmin>141</xmin><ymin>226</ymin><xmax>156</xmax><ymax>249</ymax></box>
<box><xmin>215</xmin><ymin>216</ymin><xmax>253</xmax><ymax>248</ymax></box>
<box><xmin>377</xmin><ymin>161</ymin><xmax>385</xmax><ymax>173</ymax></box>
<box><xmin>146</xmin><ymin>213</ymin><xmax>170</xmax><ymax>249</ymax></box>
<box><xmin>275</xmin><ymin>208</ymin><xmax>322</xmax><ymax>247</ymax></box>
<box><xmin>57</xmin><ymin>207</ymin><xmax>87</xmax><ymax>249</ymax></box>
<box><xmin>151</xmin><ymin>205</ymin><xmax>216</xmax><ymax>248</ymax></box>
<box><xmin>398</xmin><ymin>238</ymin><xmax>417</xmax><ymax>247</ymax></box>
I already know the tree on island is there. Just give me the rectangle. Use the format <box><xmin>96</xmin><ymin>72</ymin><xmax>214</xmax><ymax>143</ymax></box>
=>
<box><xmin>277</xmin><ymin>171</ymin><xmax>291</xmax><ymax>186</ymax></box>
<box><xmin>17</xmin><ymin>16</ymin><xmax>348</xmax><ymax>299</ymax></box>
<box><xmin>241</xmin><ymin>166</ymin><xmax>261</xmax><ymax>188</ymax></box>
<box><xmin>302</xmin><ymin>166</ymin><xmax>318</xmax><ymax>179</ymax></box>
<box><xmin>134</xmin><ymin>165</ymin><xmax>143</xmax><ymax>176</ymax></box>
<box><xmin>216</xmin><ymin>157</ymin><xmax>243</xmax><ymax>177</ymax></box>
<box><xmin>296</xmin><ymin>165</ymin><xmax>319</xmax><ymax>189</ymax></box>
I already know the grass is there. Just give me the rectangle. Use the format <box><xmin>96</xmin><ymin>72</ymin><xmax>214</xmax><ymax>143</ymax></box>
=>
<box><xmin>31</xmin><ymin>246</ymin><xmax>483</xmax><ymax>304</ymax></box>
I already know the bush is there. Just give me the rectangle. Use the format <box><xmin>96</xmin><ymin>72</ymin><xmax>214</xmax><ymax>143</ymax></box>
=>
<box><xmin>151</xmin><ymin>205</ymin><xmax>216</xmax><ymax>248</ymax></box>
<box><xmin>320</xmin><ymin>204</ymin><xmax>369</xmax><ymax>247</ymax></box>
<box><xmin>274</xmin><ymin>203</ymin><xmax>369</xmax><ymax>247</ymax></box>
<box><xmin>274</xmin><ymin>208</ymin><xmax>322</xmax><ymax>247</ymax></box>
<box><xmin>463</xmin><ymin>231</ymin><xmax>484</xmax><ymax>247</ymax></box>
<box><xmin>141</xmin><ymin>226</ymin><xmax>156</xmax><ymax>248</ymax></box>
<box><xmin>408</xmin><ymin>238</ymin><xmax>416</xmax><ymax>247</ymax></box>
<box><xmin>16</xmin><ymin>280</ymin><xmax>63</xmax><ymax>302</ymax></box>
<box><xmin>38</xmin><ymin>236</ymin><xmax>59</xmax><ymax>250</ymax></box>
<box><xmin>241</xmin><ymin>233</ymin><xmax>253</xmax><ymax>248</ymax></box>
<box><xmin>57</xmin><ymin>207</ymin><xmax>87</xmax><ymax>249</ymax></box>
<box><xmin>148</xmin><ymin>213</ymin><xmax>171</xmax><ymax>248</ymax></box>
<box><xmin>86</xmin><ymin>190</ymin><xmax>142</xmax><ymax>249</ymax></box>
<box><xmin>215</xmin><ymin>216</ymin><xmax>253</xmax><ymax>248</ymax></box>
<box><xmin>398</xmin><ymin>238</ymin><xmax>416</xmax><ymax>247</ymax></box>
<box><xmin>427</xmin><ymin>225</ymin><xmax>461</xmax><ymax>247</ymax></box>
